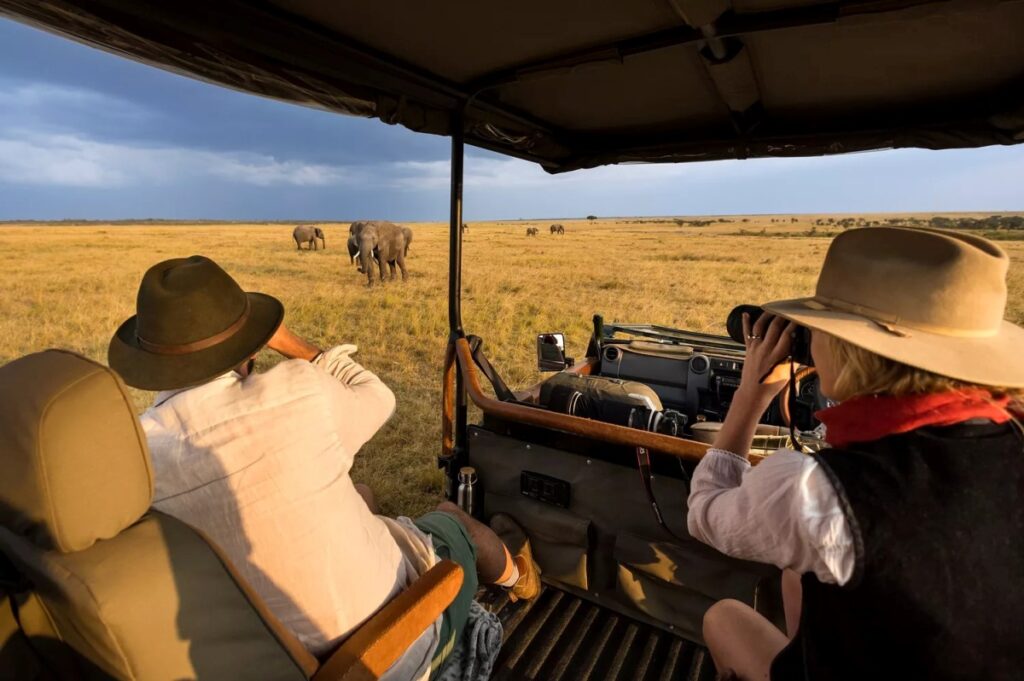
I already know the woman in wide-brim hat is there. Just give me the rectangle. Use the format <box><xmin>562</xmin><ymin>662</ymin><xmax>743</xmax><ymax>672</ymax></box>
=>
<box><xmin>687</xmin><ymin>227</ymin><xmax>1024</xmax><ymax>681</ymax></box>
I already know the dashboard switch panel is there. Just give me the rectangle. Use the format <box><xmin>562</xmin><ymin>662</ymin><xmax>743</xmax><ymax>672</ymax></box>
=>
<box><xmin>521</xmin><ymin>471</ymin><xmax>571</xmax><ymax>508</ymax></box>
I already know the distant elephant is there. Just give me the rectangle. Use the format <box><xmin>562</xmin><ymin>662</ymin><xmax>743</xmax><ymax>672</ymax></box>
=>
<box><xmin>550</xmin><ymin>224</ymin><xmax>565</xmax><ymax>235</ymax></box>
<box><xmin>349</xmin><ymin>220</ymin><xmax>408</xmax><ymax>286</ymax></box>
<box><xmin>293</xmin><ymin>225</ymin><xmax>326</xmax><ymax>250</ymax></box>
<box><xmin>526</xmin><ymin>227</ymin><xmax>539</xmax><ymax>236</ymax></box>
<box><xmin>461</xmin><ymin>223</ymin><xmax>469</xmax><ymax>234</ymax></box>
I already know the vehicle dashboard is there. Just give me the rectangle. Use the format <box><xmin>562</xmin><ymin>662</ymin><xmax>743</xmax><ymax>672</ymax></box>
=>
<box><xmin>587</xmin><ymin>317</ymin><xmax>821</xmax><ymax>433</ymax></box>
<box><xmin>595</xmin><ymin>325</ymin><xmax>751</xmax><ymax>426</ymax></box>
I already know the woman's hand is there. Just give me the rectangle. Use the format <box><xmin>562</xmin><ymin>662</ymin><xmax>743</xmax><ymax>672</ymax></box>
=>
<box><xmin>711</xmin><ymin>313</ymin><xmax>795</xmax><ymax>458</ymax></box>
<box><xmin>738</xmin><ymin>313</ymin><xmax>796</xmax><ymax>405</ymax></box>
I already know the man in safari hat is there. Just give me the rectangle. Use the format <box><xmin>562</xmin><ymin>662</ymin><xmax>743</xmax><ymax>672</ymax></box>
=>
<box><xmin>109</xmin><ymin>256</ymin><xmax>538</xmax><ymax>677</ymax></box>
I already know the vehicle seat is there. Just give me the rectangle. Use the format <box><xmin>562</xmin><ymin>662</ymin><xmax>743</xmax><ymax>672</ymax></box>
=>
<box><xmin>0</xmin><ymin>350</ymin><xmax>462</xmax><ymax>680</ymax></box>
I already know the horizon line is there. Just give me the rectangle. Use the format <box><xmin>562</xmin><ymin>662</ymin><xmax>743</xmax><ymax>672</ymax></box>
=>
<box><xmin>3</xmin><ymin>209</ymin><xmax>1024</xmax><ymax>225</ymax></box>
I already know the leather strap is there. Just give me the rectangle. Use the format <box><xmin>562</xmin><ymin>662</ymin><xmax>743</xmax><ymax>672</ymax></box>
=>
<box><xmin>466</xmin><ymin>335</ymin><xmax>516</xmax><ymax>402</ymax></box>
<box><xmin>0</xmin><ymin>549</ymin><xmax>29</xmax><ymax>597</ymax></box>
<box><xmin>635</xmin><ymin>447</ymin><xmax>686</xmax><ymax>541</ymax></box>
<box><xmin>136</xmin><ymin>299</ymin><xmax>251</xmax><ymax>355</ymax></box>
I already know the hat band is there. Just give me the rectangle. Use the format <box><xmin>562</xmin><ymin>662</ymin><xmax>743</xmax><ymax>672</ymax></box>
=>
<box><xmin>136</xmin><ymin>299</ymin><xmax>252</xmax><ymax>356</ymax></box>
<box><xmin>806</xmin><ymin>296</ymin><xmax>999</xmax><ymax>338</ymax></box>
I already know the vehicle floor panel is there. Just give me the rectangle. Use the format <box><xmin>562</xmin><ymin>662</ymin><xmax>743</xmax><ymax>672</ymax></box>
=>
<box><xmin>477</xmin><ymin>585</ymin><xmax>716</xmax><ymax>681</ymax></box>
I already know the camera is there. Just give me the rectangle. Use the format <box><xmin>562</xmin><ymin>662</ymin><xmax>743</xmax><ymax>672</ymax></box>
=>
<box><xmin>726</xmin><ymin>304</ymin><xmax>814</xmax><ymax>367</ymax></box>
<box><xmin>539</xmin><ymin>373</ymin><xmax>688</xmax><ymax>436</ymax></box>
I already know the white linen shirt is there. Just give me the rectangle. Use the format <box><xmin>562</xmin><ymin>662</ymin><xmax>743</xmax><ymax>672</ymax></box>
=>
<box><xmin>142</xmin><ymin>345</ymin><xmax>438</xmax><ymax>678</ymax></box>
<box><xmin>687</xmin><ymin>448</ymin><xmax>855</xmax><ymax>585</ymax></box>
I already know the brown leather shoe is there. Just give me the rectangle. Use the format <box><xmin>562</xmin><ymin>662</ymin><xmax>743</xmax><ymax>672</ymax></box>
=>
<box><xmin>490</xmin><ymin>513</ymin><xmax>542</xmax><ymax>602</ymax></box>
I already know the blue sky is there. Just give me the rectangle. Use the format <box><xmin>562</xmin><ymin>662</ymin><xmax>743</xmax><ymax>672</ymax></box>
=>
<box><xmin>2</xmin><ymin>18</ymin><xmax>1023</xmax><ymax>221</ymax></box>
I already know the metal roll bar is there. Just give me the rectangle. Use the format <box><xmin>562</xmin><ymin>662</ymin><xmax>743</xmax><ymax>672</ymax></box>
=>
<box><xmin>441</xmin><ymin>108</ymin><xmax>468</xmax><ymax>499</ymax></box>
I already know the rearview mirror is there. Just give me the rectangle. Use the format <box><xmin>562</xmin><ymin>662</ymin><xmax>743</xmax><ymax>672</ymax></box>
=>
<box><xmin>537</xmin><ymin>333</ymin><xmax>571</xmax><ymax>371</ymax></box>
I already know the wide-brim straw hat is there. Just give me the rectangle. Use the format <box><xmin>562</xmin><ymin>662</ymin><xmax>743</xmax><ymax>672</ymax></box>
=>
<box><xmin>109</xmin><ymin>256</ymin><xmax>284</xmax><ymax>390</ymax></box>
<box><xmin>763</xmin><ymin>227</ymin><xmax>1024</xmax><ymax>388</ymax></box>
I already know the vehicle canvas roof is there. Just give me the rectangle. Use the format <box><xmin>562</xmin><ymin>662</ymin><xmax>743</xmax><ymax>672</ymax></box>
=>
<box><xmin>2</xmin><ymin>0</ymin><xmax>1023</xmax><ymax>172</ymax></box>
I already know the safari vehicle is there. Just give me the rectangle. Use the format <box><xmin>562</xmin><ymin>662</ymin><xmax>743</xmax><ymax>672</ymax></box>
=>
<box><xmin>1</xmin><ymin>1</ymin><xmax>1021</xmax><ymax>679</ymax></box>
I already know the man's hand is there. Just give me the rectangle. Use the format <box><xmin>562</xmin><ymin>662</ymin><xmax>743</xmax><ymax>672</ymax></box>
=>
<box><xmin>267</xmin><ymin>323</ymin><xmax>322</xmax><ymax>361</ymax></box>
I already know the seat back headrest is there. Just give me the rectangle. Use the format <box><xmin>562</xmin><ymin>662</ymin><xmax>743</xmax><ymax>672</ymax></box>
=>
<box><xmin>0</xmin><ymin>350</ymin><xmax>153</xmax><ymax>553</ymax></box>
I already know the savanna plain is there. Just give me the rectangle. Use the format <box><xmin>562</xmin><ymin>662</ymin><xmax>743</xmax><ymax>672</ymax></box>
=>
<box><xmin>2</xmin><ymin>216</ymin><xmax>1022</xmax><ymax>516</ymax></box>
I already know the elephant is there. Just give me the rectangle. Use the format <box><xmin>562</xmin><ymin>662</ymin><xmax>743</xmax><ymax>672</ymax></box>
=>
<box><xmin>461</xmin><ymin>223</ymin><xmax>469</xmax><ymax>234</ymax></box>
<box><xmin>347</xmin><ymin>234</ymin><xmax>376</xmax><ymax>273</ymax></box>
<box><xmin>293</xmin><ymin>225</ymin><xmax>326</xmax><ymax>250</ymax></box>
<box><xmin>526</xmin><ymin>227</ymin><xmax>539</xmax><ymax>236</ymax></box>
<box><xmin>550</xmin><ymin>223</ymin><xmax>565</xmax><ymax>235</ymax></box>
<box><xmin>349</xmin><ymin>220</ymin><xmax>408</xmax><ymax>286</ymax></box>
<box><xmin>401</xmin><ymin>224</ymin><xmax>413</xmax><ymax>255</ymax></box>
<box><xmin>348</xmin><ymin>222</ymin><xmax>412</xmax><ymax>274</ymax></box>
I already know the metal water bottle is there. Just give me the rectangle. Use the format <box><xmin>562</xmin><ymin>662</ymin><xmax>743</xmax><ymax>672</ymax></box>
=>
<box><xmin>457</xmin><ymin>466</ymin><xmax>477</xmax><ymax>516</ymax></box>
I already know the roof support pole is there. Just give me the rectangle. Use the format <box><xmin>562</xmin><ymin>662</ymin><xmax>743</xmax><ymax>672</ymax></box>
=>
<box><xmin>442</xmin><ymin>108</ymin><xmax>468</xmax><ymax>500</ymax></box>
<box><xmin>448</xmin><ymin>109</ymin><xmax>465</xmax><ymax>338</ymax></box>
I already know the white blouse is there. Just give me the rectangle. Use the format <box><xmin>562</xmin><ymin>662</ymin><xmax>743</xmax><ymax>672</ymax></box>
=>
<box><xmin>687</xmin><ymin>448</ymin><xmax>855</xmax><ymax>585</ymax></box>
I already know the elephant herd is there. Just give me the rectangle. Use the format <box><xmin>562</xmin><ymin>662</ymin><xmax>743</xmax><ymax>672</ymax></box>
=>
<box><xmin>525</xmin><ymin>224</ymin><xmax>565</xmax><ymax>236</ymax></box>
<box><xmin>293</xmin><ymin>220</ymin><xmax>565</xmax><ymax>284</ymax></box>
<box><xmin>291</xmin><ymin>221</ymin><xmax>414</xmax><ymax>287</ymax></box>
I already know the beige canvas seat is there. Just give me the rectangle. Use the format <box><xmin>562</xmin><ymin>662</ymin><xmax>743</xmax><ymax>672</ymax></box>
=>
<box><xmin>0</xmin><ymin>350</ymin><xmax>463</xmax><ymax>680</ymax></box>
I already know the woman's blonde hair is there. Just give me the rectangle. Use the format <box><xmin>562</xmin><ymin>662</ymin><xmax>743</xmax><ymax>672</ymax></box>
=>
<box><xmin>827</xmin><ymin>335</ymin><xmax>1024</xmax><ymax>405</ymax></box>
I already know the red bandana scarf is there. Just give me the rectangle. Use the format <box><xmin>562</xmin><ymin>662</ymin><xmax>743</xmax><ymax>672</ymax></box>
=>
<box><xmin>816</xmin><ymin>389</ymin><xmax>1015</xmax><ymax>448</ymax></box>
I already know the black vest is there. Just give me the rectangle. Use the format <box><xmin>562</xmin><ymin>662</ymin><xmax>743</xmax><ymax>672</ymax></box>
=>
<box><xmin>771</xmin><ymin>422</ymin><xmax>1024</xmax><ymax>681</ymax></box>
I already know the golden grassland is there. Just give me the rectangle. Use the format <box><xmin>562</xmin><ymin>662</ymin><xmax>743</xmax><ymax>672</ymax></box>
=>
<box><xmin>2</xmin><ymin>217</ymin><xmax>1022</xmax><ymax>516</ymax></box>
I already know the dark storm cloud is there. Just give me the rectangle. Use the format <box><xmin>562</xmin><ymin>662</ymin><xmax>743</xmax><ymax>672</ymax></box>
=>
<box><xmin>0</xmin><ymin>19</ymin><xmax>446</xmax><ymax>165</ymax></box>
<box><xmin>1</xmin><ymin>17</ymin><xmax>1022</xmax><ymax>221</ymax></box>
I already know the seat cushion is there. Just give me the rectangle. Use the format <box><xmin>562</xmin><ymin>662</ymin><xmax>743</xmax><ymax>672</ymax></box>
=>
<box><xmin>0</xmin><ymin>513</ymin><xmax>309</xmax><ymax>680</ymax></box>
<box><xmin>0</xmin><ymin>350</ymin><xmax>152</xmax><ymax>553</ymax></box>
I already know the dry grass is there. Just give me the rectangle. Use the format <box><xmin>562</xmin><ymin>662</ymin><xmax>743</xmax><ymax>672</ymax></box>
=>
<box><xmin>2</xmin><ymin>217</ymin><xmax>1022</xmax><ymax>516</ymax></box>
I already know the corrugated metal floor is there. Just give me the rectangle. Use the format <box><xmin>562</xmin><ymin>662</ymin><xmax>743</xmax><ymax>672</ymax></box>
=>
<box><xmin>478</xmin><ymin>586</ymin><xmax>716</xmax><ymax>681</ymax></box>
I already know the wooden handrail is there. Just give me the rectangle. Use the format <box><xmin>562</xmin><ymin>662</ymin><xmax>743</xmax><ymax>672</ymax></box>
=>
<box><xmin>441</xmin><ymin>341</ymin><xmax>456</xmax><ymax>458</ymax></box>
<box><xmin>454</xmin><ymin>338</ymin><xmax>712</xmax><ymax>462</ymax></box>
<box><xmin>313</xmin><ymin>560</ymin><xmax>464</xmax><ymax>681</ymax></box>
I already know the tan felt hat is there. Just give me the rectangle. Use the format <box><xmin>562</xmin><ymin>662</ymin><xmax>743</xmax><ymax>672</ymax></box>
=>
<box><xmin>763</xmin><ymin>227</ymin><xmax>1024</xmax><ymax>388</ymax></box>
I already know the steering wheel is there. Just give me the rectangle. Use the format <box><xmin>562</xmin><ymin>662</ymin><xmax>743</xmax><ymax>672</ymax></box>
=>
<box><xmin>777</xmin><ymin>366</ymin><xmax>825</xmax><ymax>431</ymax></box>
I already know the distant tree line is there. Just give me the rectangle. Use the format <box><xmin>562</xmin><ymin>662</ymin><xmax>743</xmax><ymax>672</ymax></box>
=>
<box><xmin>810</xmin><ymin>215</ymin><xmax>1024</xmax><ymax>231</ymax></box>
<box><xmin>619</xmin><ymin>217</ymin><xmax>735</xmax><ymax>226</ymax></box>
<box><xmin>583</xmin><ymin>214</ymin><xmax>1024</xmax><ymax>232</ymax></box>
<box><xmin>926</xmin><ymin>215</ymin><xmax>1024</xmax><ymax>230</ymax></box>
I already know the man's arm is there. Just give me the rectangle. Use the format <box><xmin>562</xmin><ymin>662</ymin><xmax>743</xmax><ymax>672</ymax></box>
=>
<box><xmin>267</xmin><ymin>324</ymin><xmax>322</xmax><ymax>361</ymax></box>
<box><xmin>312</xmin><ymin>346</ymin><xmax>397</xmax><ymax>454</ymax></box>
<box><xmin>266</xmin><ymin>323</ymin><xmax>395</xmax><ymax>455</ymax></box>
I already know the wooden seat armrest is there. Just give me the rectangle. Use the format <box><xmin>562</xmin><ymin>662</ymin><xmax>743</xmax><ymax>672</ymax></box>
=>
<box><xmin>313</xmin><ymin>560</ymin><xmax>464</xmax><ymax>681</ymax></box>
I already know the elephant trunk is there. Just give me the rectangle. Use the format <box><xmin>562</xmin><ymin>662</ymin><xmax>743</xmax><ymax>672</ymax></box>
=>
<box><xmin>359</xmin><ymin>240</ymin><xmax>376</xmax><ymax>285</ymax></box>
<box><xmin>347</xmin><ymin>236</ymin><xmax>359</xmax><ymax>264</ymax></box>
